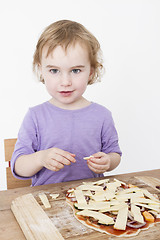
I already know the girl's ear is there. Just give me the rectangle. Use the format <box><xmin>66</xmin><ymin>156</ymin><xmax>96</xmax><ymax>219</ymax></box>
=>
<box><xmin>38</xmin><ymin>63</ymin><xmax>42</xmax><ymax>74</ymax></box>
<box><xmin>38</xmin><ymin>64</ymin><xmax>45</xmax><ymax>84</ymax></box>
<box><xmin>88</xmin><ymin>67</ymin><xmax>94</xmax><ymax>82</ymax></box>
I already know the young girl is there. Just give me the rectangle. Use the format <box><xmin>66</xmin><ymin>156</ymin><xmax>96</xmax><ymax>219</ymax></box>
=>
<box><xmin>11</xmin><ymin>20</ymin><xmax>122</xmax><ymax>186</ymax></box>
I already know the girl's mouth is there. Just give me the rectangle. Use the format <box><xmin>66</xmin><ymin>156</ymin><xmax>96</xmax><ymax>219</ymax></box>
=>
<box><xmin>59</xmin><ymin>91</ymin><xmax>74</xmax><ymax>97</ymax></box>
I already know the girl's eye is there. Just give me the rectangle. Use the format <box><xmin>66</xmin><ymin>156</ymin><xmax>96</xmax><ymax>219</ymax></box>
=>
<box><xmin>50</xmin><ymin>69</ymin><xmax>59</xmax><ymax>74</ymax></box>
<box><xmin>72</xmin><ymin>69</ymin><xmax>81</xmax><ymax>74</ymax></box>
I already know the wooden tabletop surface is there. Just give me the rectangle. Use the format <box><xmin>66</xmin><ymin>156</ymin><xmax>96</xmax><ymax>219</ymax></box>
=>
<box><xmin>0</xmin><ymin>169</ymin><xmax>160</xmax><ymax>240</ymax></box>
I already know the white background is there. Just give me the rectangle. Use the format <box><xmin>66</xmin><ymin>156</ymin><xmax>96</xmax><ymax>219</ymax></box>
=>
<box><xmin>0</xmin><ymin>0</ymin><xmax>160</xmax><ymax>190</ymax></box>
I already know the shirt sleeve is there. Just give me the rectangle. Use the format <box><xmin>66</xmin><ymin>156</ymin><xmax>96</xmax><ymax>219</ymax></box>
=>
<box><xmin>101</xmin><ymin>112</ymin><xmax>122</xmax><ymax>156</ymax></box>
<box><xmin>11</xmin><ymin>109</ymin><xmax>39</xmax><ymax>179</ymax></box>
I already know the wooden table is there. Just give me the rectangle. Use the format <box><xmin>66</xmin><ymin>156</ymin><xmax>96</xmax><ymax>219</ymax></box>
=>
<box><xmin>0</xmin><ymin>169</ymin><xmax>160</xmax><ymax>240</ymax></box>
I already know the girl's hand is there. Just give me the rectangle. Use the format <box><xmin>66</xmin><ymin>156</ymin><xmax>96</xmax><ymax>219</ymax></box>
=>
<box><xmin>40</xmin><ymin>147</ymin><xmax>76</xmax><ymax>172</ymax></box>
<box><xmin>87</xmin><ymin>152</ymin><xmax>111</xmax><ymax>174</ymax></box>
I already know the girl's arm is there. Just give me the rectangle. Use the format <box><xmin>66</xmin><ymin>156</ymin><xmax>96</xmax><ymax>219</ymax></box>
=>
<box><xmin>14</xmin><ymin>148</ymin><xmax>76</xmax><ymax>177</ymax></box>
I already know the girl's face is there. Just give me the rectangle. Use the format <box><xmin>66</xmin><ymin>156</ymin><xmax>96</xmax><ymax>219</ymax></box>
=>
<box><xmin>40</xmin><ymin>43</ymin><xmax>93</xmax><ymax>110</ymax></box>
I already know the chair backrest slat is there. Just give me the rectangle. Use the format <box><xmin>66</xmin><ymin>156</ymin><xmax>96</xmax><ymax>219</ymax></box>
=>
<box><xmin>4</xmin><ymin>138</ymin><xmax>17</xmax><ymax>162</ymax></box>
<box><xmin>4</xmin><ymin>138</ymin><xmax>31</xmax><ymax>189</ymax></box>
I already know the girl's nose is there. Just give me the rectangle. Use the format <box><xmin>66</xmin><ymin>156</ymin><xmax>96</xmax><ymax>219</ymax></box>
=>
<box><xmin>60</xmin><ymin>73</ymin><xmax>72</xmax><ymax>86</ymax></box>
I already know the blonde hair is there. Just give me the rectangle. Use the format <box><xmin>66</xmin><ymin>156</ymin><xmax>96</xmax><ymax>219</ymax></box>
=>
<box><xmin>33</xmin><ymin>20</ymin><xmax>104</xmax><ymax>84</ymax></box>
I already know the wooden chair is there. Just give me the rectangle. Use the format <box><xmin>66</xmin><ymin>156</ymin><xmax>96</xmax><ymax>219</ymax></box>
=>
<box><xmin>4</xmin><ymin>138</ymin><xmax>31</xmax><ymax>189</ymax></box>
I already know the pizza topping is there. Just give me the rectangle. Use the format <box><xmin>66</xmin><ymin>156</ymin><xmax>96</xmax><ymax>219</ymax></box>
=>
<box><xmin>76</xmin><ymin>209</ymin><xmax>114</xmax><ymax>225</ymax></box>
<box><xmin>142</xmin><ymin>211</ymin><xmax>155</xmax><ymax>222</ymax></box>
<box><xmin>89</xmin><ymin>178</ymin><xmax>109</xmax><ymax>186</ymax></box>
<box><xmin>66</xmin><ymin>178</ymin><xmax>160</xmax><ymax>234</ymax></box>
<box><xmin>126</xmin><ymin>221</ymin><xmax>146</xmax><ymax>228</ymax></box>
<box><xmin>128</xmin><ymin>211</ymin><xmax>134</xmax><ymax>221</ymax></box>
<box><xmin>70</xmin><ymin>197</ymin><xmax>77</xmax><ymax>202</ymax></box>
<box><xmin>131</xmin><ymin>204</ymin><xmax>145</xmax><ymax>223</ymax></box>
<box><xmin>100</xmin><ymin>203</ymin><xmax>127</xmax><ymax>213</ymax></box>
<box><xmin>83</xmin><ymin>155</ymin><xmax>94</xmax><ymax>160</ymax></box>
<box><xmin>116</xmin><ymin>191</ymin><xmax>144</xmax><ymax>201</ymax></box>
<box><xmin>114</xmin><ymin>178</ymin><xmax>127</xmax><ymax>186</ymax></box>
<box><xmin>75</xmin><ymin>201</ymin><xmax>110</xmax><ymax>210</ymax></box>
<box><xmin>142</xmin><ymin>189</ymin><xmax>160</xmax><ymax>202</ymax></box>
<box><xmin>67</xmin><ymin>188</ymin><xmax>74</xmax><ymax>193</ymax></box>
<box><xmin>148</xmin><ymin>210</ymin><xmax>160</xmax><ymax>218</ymax></box>
<box><xmin>91</xmin><ymin>189</ymin><xmax>115</xmax><ymax>201</ymax></box>
<box><xmin>116</xmin><ymin>187</ymin><xmax>141</xmax><ymax>195</ymax></box>
<box><xmin>38</xmin><ymin>193</ymin><xmax>51</xmax><ymax>209</ymax></box>
<box><xmin>134</xmin><ymin>203</ymin><xmax>160</xmax><ymax>212</ymax></box>
<box><xmin>114</xmin><ymin>205</ymin><xmax>128</xmax><ymax>230</ymax></box>
<box><xmin>50</xmin><ymin>193</ymin><xmax>59</xmax><ymax>199</ymax></box>
<box><xmin>83</xmin><ymin>190</ymin><xmax>93</xmax><ymax>197</ymax></box>
<box><xmin>107</xmin><ymin>182</ymin><xmax>121</xmax><ymax>192</ymax></box>
<box><xmin>74</xmin><ymin>190</ymin><xmax>86</xmax><ymax>204</ymax></box>
<box><xmin>67</xmin><ymin>192</ymin><xmax>75</xmax><ymax>198</ymax></box>
<box><xmin>76</xmin><ymin>184</ymin><xmax>104</xmax><ymax>191</ymax></box>
<box><xmin>131</xmin><ymin>197</ymin><xmax>160</xmax><ymax>206</ymax></box>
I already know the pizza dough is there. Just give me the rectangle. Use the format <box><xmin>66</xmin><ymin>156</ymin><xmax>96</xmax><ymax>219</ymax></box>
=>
<box><xmin>66</xmin><ymin>178</ymin><xmax>160</xmax><ymax>237</ymax></box>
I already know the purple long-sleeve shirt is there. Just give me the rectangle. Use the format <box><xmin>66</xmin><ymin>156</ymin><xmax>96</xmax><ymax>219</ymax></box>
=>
<box><xmin>11</xmin><ymin>102</ymin><xmax>122</xmax><ymax>186</ymax></box>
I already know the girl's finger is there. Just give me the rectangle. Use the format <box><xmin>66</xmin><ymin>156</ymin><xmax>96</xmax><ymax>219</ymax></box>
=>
<box><xmin>54</xmin><ymin>153</ymin><xmax>72</xmax><ymax>165</ymax></box>
<box><xmin>88</xmin><ymin>163</ymin><xmax>105</xmax><ymax>174</ymax></box>
<box><xmin>48</xmin><ymin>161</ymin><xmax>64</xmax><ymax>171</ymax></box>
<box><xmin>91</xmin><ymin>152</ymin><xmax>105</xmax><ymax>159</ymax></box>
<box><xmin>53</xmin><ymin>148</ymin><xmax>76</xmax><ymax>163</ymax></box>
<box><xmin>87</xmin><ymin>160</ymin><xmax>106</xmax><ymax>171</ymax></box>
<box><xmin>88</xmin><ymin>156</ymin><xmax>106</xmax><ymax>165</ymax></box>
